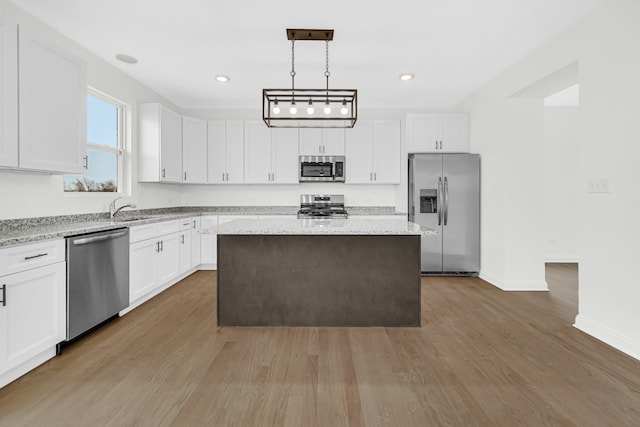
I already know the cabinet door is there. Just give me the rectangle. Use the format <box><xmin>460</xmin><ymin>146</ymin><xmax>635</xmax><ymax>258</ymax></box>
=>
<box><xmin>157</xmin><ymin>233</ymin><xmax>180</xmax><ymax>284</ymax></box>
<box><xmin>129</xmin><ymin>238</ymin><xmax>158</xmax><ymax>303</ymax></box>
<box><xmin>18</xmin><ymin>25</ymin><xmax>87</xmax><ymax>174</ymax></box>
<box><xmin>199</xmin><ymin>216</ymin><xmax>218</xmax><ymax>265</ymax></box>
<box><xmin>407</xmin><ymin>114</ymin><xmax>439</xmax><ymax>153</ymax></box>
<box><xmin>190</xmin><ymin>217</ymin><xmax>201</xmax><ymax>268</ymax></box>
<box><xmin>372</xmin><ymin>120</ymin><xmax>401</xmax><ymax>184</ymax></box>
<box><xmin>439</xmin><ymin>113</ymin><xmax>469</xmax><ymax>153</ymax></box>
<box><xmin>207</xmin><ymin>120</ymin><xmax>226</xmax><ymax>184</ymax></box>
<box><xmin>225</xmin><ymin>121</ymin><xmax>245</xmax><ymax>183</ymax></box>
<box><xmin>244</xmin><ymin>121</ymin><xmax>271</xmax><ymax>184</ymax></box>
<box><xmin>0</xmin><ymin>262</ymin><xmax>65</xmax><ymax>372</ymax></box>
<box><xmin>299</xmin><ymin>127</ymin><xmax>322</xmax><ymax>155</ymax></box>
<box><xmin>182</xmin><ymin>116</ymin><xmax>207</xmax><ymax>183</ymax></box>
<box><xmin>159</xmin><ymin>105</ymin><xmax>182</xmax><ymax>182</ymax></box>
<box><xmin>321</xmin><ymin>128</ymin><xmax>345</xmax><ymax>155</ymax></box>
<box><xmin>271</xmin><ymin>128</ymin><xmax>299</xmax><ymax>184</ymax></box>
<box><xmin>345</xmin><ymin>120</ymin><xmax>373</xmax><ymax>183</ymax></box>
<box><xmin>178</xmin><ymin>231</ymin><xmax>192</xmax><ymax>274</ymax></box>
<box><xmin>0</xmin><ymin>19</ymin><xmax>18</xmax><ymax>168</ymax></box>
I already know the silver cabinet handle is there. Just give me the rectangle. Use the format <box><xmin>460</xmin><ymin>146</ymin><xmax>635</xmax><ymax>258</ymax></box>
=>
<box><xmin>444</xmin><ymin>176</ymin><xmax>449</xmax><ymax>226</ymax></box>
<box><xmin>435</xmin><ymin>140</ymin><xmax>438</xmax><ymax>150</ymax></box>
<box><xmin>155</xmin><ymin>241</ymin><xmax>160</xmax><ymax>253</ymax></box>
<box><xmin>184</xmin><ymin>172</ymin><xmax>187</xmax><ymax>181</ymax></box>
<box><xmin>73</xmin><ymin>231</ymin><xmax>127</xmax><ymax>245</ymax></box>
<box><xmin>83</xmin><ymin>155</ymin><xmax>89</xmax><ymax>170</ymax></box>
<box><xmin>374</xmin><ymin>172</ymin><xmax>377</xmax><ymax>181</ymax></box>
<box><xmin>222</xmin><ymin>173</ymin><xmax>225</xmax><ymax>181</ymax></box>
<box><xmin>193</xmin><ymin>220</ymin><xmax>196</xmax><ymax>229</ymax></box>
<box><xmin>1</xmin><ymin>284</ymin><xmax>6</xmax><ymax>307</ymax></box>
<box><xmin>24</xmin><ymin>253</ymin><xmax>48</xmax><ymax>260</ymax></box>
<box><xmin>181</xmin><ymin>234</ymin><xmax>185</xmax><ymax>244</ymax></box>
<box><xmin>161</xmin><ymin>168</ymin><xmax>166</xmax><ymax>178</ymax></box>
<box><xmin>160</xmin><ymin>240</ymin><xmax>164</xmax><ymax>252</ymax></box>
<box><xmin>437</xmin><ymin>177</ymin><xmax>443</xmax><ymax>226</ymax></box>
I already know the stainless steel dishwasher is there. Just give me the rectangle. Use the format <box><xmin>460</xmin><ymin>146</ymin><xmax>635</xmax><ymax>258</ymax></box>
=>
<box><xmin>63</xmin><ymin>228</ymin><xmax>129</xmax><ymax>347</ymax></box>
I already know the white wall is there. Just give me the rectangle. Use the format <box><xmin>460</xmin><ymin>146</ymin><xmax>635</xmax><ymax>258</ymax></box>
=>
<box><xmin>543</xmin><ymin>107</ymin><xmax>580</xmax><ymax>262</ymax></box>
<box><xmin>459</xmin><ymin>0</ymin><xmax>640</xmax><ymax>359</ymax></box>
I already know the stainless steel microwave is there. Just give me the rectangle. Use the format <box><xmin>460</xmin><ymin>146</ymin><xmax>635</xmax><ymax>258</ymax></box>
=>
<box><xmin>299</xmin><ymin>156</ymin><xmax>345</xmax><ymax>182</ymax></box>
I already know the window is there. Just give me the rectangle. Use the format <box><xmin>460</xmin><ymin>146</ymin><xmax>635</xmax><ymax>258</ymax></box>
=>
<box><xmin>64</xmin><ymin>90</ymin><xmax>125</xmax><ymax>192</ymax></box>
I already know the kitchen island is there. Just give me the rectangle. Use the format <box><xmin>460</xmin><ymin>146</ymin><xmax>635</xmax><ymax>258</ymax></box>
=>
<box><xmin>206</xmin><ymin>218</ymin><xmax>433</xmax><ymax>327</ymax></box>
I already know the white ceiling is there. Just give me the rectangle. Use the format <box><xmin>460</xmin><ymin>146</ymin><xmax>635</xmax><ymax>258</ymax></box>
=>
<box><xmin>9</xmin><ymin>0</ymin><xmax>606</xmax><ymax>110</ymax></box>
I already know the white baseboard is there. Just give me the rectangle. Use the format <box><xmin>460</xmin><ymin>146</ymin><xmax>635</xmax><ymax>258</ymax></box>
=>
<box><xmin>1</xmin><ymin>347</ymin><xmax>56</xmax><ymax>389</ymax></box>
<box><xmin>574</xmin><ymin>315</ymin><xmax>640</xmax><ymax>362</ymax></box>
<box><xmin>479</xmin><ymin>271</ymin><xmax>548</xmax><ymax>291</ymax></box>
<box><xmin>502</xmin><ymin>279</ymin><xmax>548</xmax><ymax>291</ymax></box>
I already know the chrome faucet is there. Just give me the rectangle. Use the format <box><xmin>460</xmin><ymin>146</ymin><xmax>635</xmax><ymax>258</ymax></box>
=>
<box><xmin>109</xmin><ymin>197</ymin><xmax>137</xmax><ymax>220</ymax></box>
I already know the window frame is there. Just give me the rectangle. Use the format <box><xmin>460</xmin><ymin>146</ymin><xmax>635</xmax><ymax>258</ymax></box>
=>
<box><xmin>63</xmin><ymin>87</ymin><xmax>127</xmax><ymax>193</ymax></box>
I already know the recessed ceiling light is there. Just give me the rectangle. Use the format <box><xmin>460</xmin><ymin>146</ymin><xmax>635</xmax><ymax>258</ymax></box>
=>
<box><xmin>399</xmin><ymin>73</ymin><xmax>414</xmax><ymax>81</ymax></box>
<box><xmin>216</xmin><ymin>75</ymin><xmax>230</xmax><ymax>83</ymax></box>
<box><xmin>115</xmin><ymin>53</ymin><xmax>138</xmax><ymax>64</ymax></box>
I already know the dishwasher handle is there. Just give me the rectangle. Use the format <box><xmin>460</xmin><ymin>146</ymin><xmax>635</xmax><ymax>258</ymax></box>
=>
<box><xmin>72</xmin><ymin>231</ymin><xmax>127</xmax><ymax>246</ymax></box>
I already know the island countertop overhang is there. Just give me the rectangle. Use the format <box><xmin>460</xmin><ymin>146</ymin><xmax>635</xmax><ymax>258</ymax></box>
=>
<box><xmin>203</xmin><ymin>218</ymin><xmax>436</xmax><ymax>236</ymax></box>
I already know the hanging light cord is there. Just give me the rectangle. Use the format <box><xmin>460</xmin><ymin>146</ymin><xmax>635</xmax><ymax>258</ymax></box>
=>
<box><xmin>325</xmin><ymin>39</ymin><xmax>331</xmax><ymax>98</ymax></box>
<box><xmin>290</xmin><ymin>39</ymin><xmax>296</xmax><ymax>94</ymax></box>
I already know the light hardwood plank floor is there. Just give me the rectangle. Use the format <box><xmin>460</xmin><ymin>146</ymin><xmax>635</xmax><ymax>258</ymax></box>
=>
<box><xmin>1</xmin><ymin>267</ymin><xmax>639</xmax><ymax>426</ymax></box>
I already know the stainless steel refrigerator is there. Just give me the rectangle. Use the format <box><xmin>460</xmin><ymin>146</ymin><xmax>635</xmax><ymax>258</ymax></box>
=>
<box><xmin>408</xmin><ymin>153</ymin><xmax>480</xmax><ymax>275</ymax></box>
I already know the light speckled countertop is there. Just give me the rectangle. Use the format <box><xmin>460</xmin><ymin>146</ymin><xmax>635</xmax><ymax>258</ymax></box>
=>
<box><xmin>205</xmin><ymin>218</ymin><xmax>434</xmax><ymax>236</ymax></box>
<box><xmin>0</xmin><ymin>206</ymin><xmax>407</xmax><ymax>247</ymax></box>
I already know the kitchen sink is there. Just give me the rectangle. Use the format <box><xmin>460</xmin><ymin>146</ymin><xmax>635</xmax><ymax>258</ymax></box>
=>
<box><xmin>113</xmin><ymin>216</ymin><xmax>152</xmax><ymax>222</ymax></box>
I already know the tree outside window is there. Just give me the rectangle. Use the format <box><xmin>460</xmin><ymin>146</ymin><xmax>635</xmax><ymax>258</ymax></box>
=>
<box><xmin>64</xmin><ymin>91</ymin><xmax>125</xmax><ymax>192</ymax></box>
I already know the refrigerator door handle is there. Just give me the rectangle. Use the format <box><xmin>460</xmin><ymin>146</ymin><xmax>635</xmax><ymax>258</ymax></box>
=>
<box><xmin>437</xmin><ymin>177</ymin><xmax>443</xmax><ymax>226</ymax></box>
<box><xmin>444</xmin><ymin>176</ymin><xmax>449</xmax><ymax>226</ymax></box>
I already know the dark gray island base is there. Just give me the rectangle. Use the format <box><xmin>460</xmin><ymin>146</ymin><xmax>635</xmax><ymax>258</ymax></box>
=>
<box><xmin>217</xmin><ymin>233</ymin><xmax>421</xmax><ymax>327</ymax></box>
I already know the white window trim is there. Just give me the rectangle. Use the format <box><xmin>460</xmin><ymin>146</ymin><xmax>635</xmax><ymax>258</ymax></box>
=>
<box><xmin>64</xmin><ymin>87</ymin><xmax>129</xmax><ymax>194</ymax></box>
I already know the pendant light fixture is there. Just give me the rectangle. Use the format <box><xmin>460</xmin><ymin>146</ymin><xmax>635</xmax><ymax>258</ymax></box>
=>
<box><xmin>263</xmin><ymin>29</ymin><xmax>357</xmax><ymax>128</ymax></box>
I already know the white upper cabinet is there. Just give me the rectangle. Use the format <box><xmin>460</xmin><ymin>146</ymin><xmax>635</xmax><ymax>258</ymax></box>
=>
<box><xmin>8</xmin><ymin>25</ymin><xmax>87</xmax><ymax>174</ymax></box>
<box><xmin>182</xmin><ymin>116</ymin><xmax>208</xmax><ymax>184</ymax></box>
<box><xmin>138</xmin><ymin>103</ymin><xmax>183</xmax><ymax>183</ymax></box>
<box><xmin>271</xmin><ymin>127</ymin><xmax>299</xmax><ymax>184</ymax></box>
<box><xmin>244</xmin><ymin>121</ymin><xmax>298</xmax><ymax>184</ymax></box>
<box><xmin>299</xmin><ymin>123</ymin><xmax>345</xmax><ymax>155</ymax></box>
<box><xmin>345</xmin><ymin>120</ymin><xmax>401</xmax><ymax>184</ymax></box>
<box><xmin>0</xmin><ymin>19</ymin><xmax>18</xmax><ymax>168</ymax></box>
<box><xmin>207</xmin><ymin>120</ymin><xmax>244</xmax><ymax>184</ymax></box>
<box><xmin>406</xmin><ymin>113</ymin><xmax>469</xmax><ymax>153</ymax></box>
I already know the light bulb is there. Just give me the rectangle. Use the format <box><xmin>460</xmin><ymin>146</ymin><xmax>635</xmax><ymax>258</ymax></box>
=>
<box><xmin>289</xmin><ymin>100</ymin><xmax>297</xmax><ymax>115</ymax></box>
<box><xmin>340</xmin><ymin>99</ymin><xmax>348</xmax><ymax>115</ymax></box>
<box><xmin>272</xmin><ymin>100</ymin><xmax>280</xmax><ymax>115</ymax></box>
<box><xmin>306</xmin><ymin>99</ymin><xmax>314</xmax><ymax>115</ymax></box>
<box><xmin>323</xmin><ymin>101</ymin><xmax>331</xmax><ymax>115</ymax></box>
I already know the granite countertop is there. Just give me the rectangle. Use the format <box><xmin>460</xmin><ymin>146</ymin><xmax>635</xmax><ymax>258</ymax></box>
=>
<box><xmin>205</xmin><ymin>218</ymin><xmax>435</xmax><ymax>236</ymax></box>
<box><xmin>0</xmin><ymin>206</ymin><xmax>407</xmax><ymax>247</ymax></box>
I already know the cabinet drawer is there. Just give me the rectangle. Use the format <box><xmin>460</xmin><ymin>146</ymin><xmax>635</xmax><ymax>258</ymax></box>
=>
<box><xmin>129</xmin><ymin>220</ymin><xmax>180</xmax><ymax>243</ymax></box>
<box><xmin>179</xmin><ymin>217</ymin><xmax>193</xmax><ymax>231</ymax></box>
<box><xmin>0</xmin><ymin>239</ymin><xmax>65</xmax><ymax>277</ymax></box>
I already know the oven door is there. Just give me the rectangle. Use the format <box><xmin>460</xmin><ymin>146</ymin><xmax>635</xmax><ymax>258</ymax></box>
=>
<box><xmin>299</xmin><ymin>161</ymin><xmax>334</xmax><ymax>182</ymax></box>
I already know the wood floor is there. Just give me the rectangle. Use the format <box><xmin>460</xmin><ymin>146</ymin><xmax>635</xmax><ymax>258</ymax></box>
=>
<box><xmin>1</xmin><ymin>265</ymin><xmax>639</xmax><ymax>426</ymax></box>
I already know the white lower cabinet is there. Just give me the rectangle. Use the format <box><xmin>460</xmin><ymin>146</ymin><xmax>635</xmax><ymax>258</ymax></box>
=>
<box><xmin>178</xmin><ymin>218</ymin><xmax>193</xmax><ymax>274</ymax></box>
<box><xmin>0</xmin><ymin>239</ymin><xmax>66</xmax><ymax>388</ymax></box>
<box><xmin>129</xmin><ymin>220</ymin><xmax>180</xmax><ymax>305</ymax></box>
<box><xmin>190</xmin><ymin>217</ymin><xmax>201</xmax><ymax>268</ymax></box>
<box><xmin>199</xmin><ymin>215</ymin><xmax>218</xmax><ymax>266</ymax></box>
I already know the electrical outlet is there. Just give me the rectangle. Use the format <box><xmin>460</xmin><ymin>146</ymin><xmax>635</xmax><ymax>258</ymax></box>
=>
<box><xmin>587</xmin><ymin>178</ymin><xmax>610</xmax><ymax>193</ymax></box>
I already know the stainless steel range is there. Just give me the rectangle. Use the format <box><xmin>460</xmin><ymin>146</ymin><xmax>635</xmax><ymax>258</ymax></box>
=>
<box><xmin>297</xmin><ymin>194</ymin><xmax>348</xmax><ymax>219</ymax></box>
